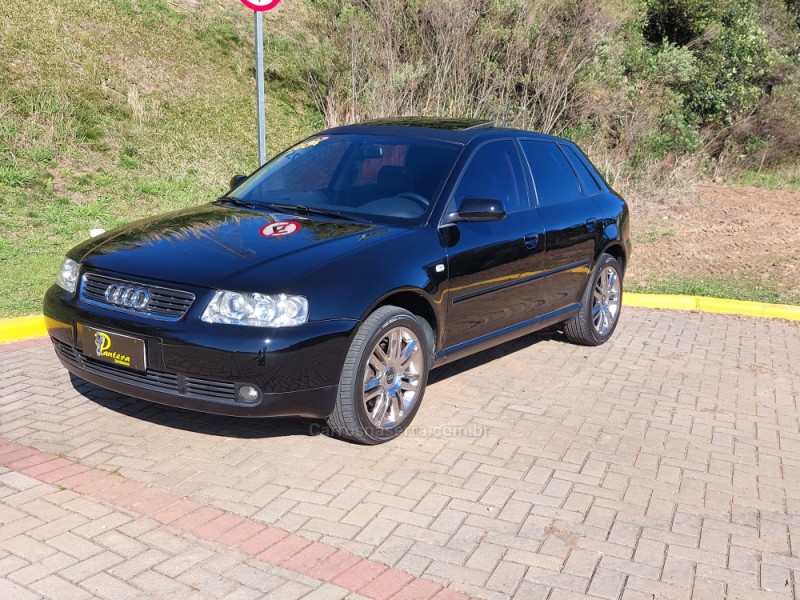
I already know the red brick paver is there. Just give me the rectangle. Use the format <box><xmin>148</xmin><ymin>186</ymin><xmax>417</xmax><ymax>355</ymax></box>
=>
<box><xmin>0</xmin><ymin>438</ymin><xmax>468</xmax><ymax>598</ymax></box>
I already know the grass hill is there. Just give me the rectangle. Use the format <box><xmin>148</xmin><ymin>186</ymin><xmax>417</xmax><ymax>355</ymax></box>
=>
<box><xmin>0</xmin><ymin>0</ymin><xmax>319</xmax><ymax>315</ymax></box>
<box><xmin>1</xmin><ymin>0</ymin><xmax>799</xmax><ymax>316</ymax></box>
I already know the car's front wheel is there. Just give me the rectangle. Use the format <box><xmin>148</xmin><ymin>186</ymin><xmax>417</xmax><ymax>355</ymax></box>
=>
<box><xmin>327</xmin><ymin>306</ymin><xmax>433</xmax><ymax>444</ymax></box>
<box><xmin>564</xmin><ymin>253</ymin><xmax>623</xmax><ymax>346</ymax></box>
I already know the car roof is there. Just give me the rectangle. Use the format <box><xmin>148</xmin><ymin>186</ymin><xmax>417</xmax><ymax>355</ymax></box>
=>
<box><xmin>321</xmin><ymin>117</ymin><xmax>566</xmax><ymax>145</ymax></box>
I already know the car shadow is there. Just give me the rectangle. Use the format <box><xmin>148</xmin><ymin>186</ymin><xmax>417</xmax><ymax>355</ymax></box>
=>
<box><xmin>429</xmin><ymin>325</ymin><xmax>562</xmax><ymax>383</ymax></box>
<box><xmin>68</xmin><ymin>373</ymin><xmax>327</xmax><ymax>440</ymax></box>
<box><xmin>68</xmin><ymin>326</ymin><xmax>564</xmax><ymax>441</ymax></box>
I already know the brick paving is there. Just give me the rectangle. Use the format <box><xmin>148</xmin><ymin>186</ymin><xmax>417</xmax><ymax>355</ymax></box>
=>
<box><xmin>0</xmin><ymin>307</ymin><xmax>798</xmax><ymax>598</ymax></box>
<box><xmin>0</xmin><ymin>467</ymin><xmax>352</xmax><ymax>599</ymax></box>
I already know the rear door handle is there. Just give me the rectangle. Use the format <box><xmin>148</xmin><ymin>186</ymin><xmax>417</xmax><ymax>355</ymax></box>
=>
<box><xmin>586</xmin><ymin>218</ymin><xmax>597</xmax><ymax>232</ymax></box>
<box><xmin>524</xmin><ymin>234</ymin><xmax>539</xmax><ymax>250</ymax></box>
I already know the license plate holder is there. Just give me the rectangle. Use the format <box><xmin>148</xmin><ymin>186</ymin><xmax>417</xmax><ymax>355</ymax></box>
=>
<box><xmin>81</xmin><ymin>325</ymin><xmax>147</xmax><ymax>372</ymax></box>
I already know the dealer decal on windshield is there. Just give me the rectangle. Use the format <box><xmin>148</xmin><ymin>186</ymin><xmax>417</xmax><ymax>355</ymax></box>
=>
<box><xmin>260</xmin><ymin>221</ymin><xmax>301</xmax><ymax>237</ymax></box>
<box><xmin>290</xmin><ymin>136</ymin><xmax>330</xmax><ymax>152</ymax></box>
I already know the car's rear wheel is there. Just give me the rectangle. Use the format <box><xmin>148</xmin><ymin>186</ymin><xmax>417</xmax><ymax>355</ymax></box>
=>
<box><xmin>564</xmin><ymin>253</ymin><xmax>623</xmax><ymax>346</ymax></box>
<box><xmin>327</xmin><ymin>306</ymin><xmax>433</xmax><ymax>444</ymax></box>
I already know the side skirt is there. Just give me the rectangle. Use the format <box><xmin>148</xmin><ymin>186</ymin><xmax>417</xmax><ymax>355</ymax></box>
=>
<box><xmin>433</xmin><ymin>303</ymin><xmax>580</xmax><ymax>367</ymax></box>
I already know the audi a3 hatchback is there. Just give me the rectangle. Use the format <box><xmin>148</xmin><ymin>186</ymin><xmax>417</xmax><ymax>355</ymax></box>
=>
<box><xmin>44</xmin><ymin>118</ymin><xmax>631</xmax><ymax>444</ymax></box>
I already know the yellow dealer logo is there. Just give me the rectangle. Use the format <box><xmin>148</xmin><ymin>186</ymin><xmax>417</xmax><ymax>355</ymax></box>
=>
<box><xmin>94</xmin><ymin>331</ymin><xmax>131</xmax><ymax>367</ymax></box>
<box><xmin>291</xmin><ymin>136</ymin><xmax>329</xmax><ymax>152</ymax></box>
<box><xmin>94</xmin><ymin>331</ymin><xmax>110</xmax><ymax>355</ymax></box>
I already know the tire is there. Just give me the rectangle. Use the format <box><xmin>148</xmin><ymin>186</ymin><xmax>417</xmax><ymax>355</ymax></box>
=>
<box><xmin>564</xmin><ymin>253</ymin><xmax>623</xmax><ymax>346</ymax></box>
<box><xmin>327</xmin><ymin>306</ymin><xmax>434</xmax><ymax>444</ymax></box>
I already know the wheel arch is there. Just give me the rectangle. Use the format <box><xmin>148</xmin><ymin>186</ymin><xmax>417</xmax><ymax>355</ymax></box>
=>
<box><xmin>598</xmin><ymin>241</ymin><xmax>627</xmax><ymax>274</ymax></box>
<box><xmin>364</xmin><ymin>289</ymin><xmax>440</xmax><ymax>350</ymax></box>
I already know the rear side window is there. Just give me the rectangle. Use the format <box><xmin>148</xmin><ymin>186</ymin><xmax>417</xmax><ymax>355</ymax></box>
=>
<box><xmin>562</xmin><ymin>145</ymin><xmax>602</xmax><ymax>195</ymax></box>
<box><xmin>520</xmin><ymin>141</ymin><xmax>581</xmax><ymax>206</ymax></box>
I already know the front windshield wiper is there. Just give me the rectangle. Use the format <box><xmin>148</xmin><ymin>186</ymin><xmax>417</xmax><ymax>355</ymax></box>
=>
<box><xmin>263</xmin><ymin>203</ymin><xmax>363</xmax><ymax>222</ymax></box>
<box><xmin>214</xmin><ymin>196</ymin><xmax>257</xmax><ymax>210</ymax></box>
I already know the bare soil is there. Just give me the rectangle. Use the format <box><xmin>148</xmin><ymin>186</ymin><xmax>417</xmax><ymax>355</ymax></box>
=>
<box><xmin>627</xmin><ymin>184</ymin><xmax>800</xmax><ymax>295</ymax></box>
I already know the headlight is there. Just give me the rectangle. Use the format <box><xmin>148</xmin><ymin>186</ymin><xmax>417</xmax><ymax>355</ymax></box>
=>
<box><xmin>56</xmin><ymin>258</ymin><xmax>81</xmax><ymax>294</ymax></box>
<box><xmin>201</xmin><ymin>291</ymin><xmax>309</xmax><ymax>327</ymax></box>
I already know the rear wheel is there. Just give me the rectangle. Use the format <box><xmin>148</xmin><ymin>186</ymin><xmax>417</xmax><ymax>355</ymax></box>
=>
<box><xmin>564</xmin><ymin>253</ymin><xmax>623</xmax><ymax>346</ymax></box>
<box><xmin>327</xmin><ymin>306</ymin><xmax>433</xmax><ymax>444</ymax></box>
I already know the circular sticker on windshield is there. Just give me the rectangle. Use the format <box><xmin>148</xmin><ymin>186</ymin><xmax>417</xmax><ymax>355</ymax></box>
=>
<box><xmin>260</xmin><ymin>221</ymin><xmax>301</xmax><ymax>237</ymax></box>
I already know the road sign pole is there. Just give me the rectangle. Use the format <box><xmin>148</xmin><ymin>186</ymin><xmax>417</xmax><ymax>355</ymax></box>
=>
<box><xmin>241</xmin><ymin>0</ymin><xmax>280</xmax><ymax>166</ymax></box>
<box><xmin>255</xmin><ymin>10</ymin><xmax>266</xmax><ymax>166</ymax></box>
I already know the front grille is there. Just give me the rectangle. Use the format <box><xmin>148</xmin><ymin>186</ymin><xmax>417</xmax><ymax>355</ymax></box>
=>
<box><xmin>80</xmin><ymin>273</ymin><xmax>195</xmax><ymax>321</ymax></box>
<box><xmin>53</xmin><ymin>339</ymin><xmax>236</xmax><ymax>403</ymax></box>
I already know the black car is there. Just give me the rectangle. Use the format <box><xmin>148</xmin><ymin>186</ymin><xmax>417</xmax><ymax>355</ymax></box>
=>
<box><xmin>44</xmin><ymin>118</ymin><xmax>631</xmax><ymax>444</ymax></box>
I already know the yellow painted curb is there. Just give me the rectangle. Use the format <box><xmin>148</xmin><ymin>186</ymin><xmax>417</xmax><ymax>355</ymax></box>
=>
<box><xmin>0</xmin><ymin>316</ymin><xmax>48</xmax><ymax>343</ymax></box>
<box><xmin>625</xmin><ymin>293</ymin><xmax>800</xmax><ymax>321</ymax></box>
<box><xmin>1</xmin><ymin>294</ymin><xmax>798</xmax><ymax>344</ymax></box>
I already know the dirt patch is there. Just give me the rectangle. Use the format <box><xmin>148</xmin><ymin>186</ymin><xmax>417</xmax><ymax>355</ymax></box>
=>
<box><xmin>627</xmin><ymin>184</ymin><xmax>800</xmax><ymax>295</ymax></box>
<box><xmin>544</xmin><ymin>523</ymin><xmax>581</xmax><ymax>549</ymax></box>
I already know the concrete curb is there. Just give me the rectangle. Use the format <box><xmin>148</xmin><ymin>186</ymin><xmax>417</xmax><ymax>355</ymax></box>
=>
<box><xmin>624</xmin><ymin>293</ymin><xmax>800</xmax><ymax>321</ymax></box>
<box><xmin>1</xmin><ymin>294</ymin><xmax>798</xmax><ymax>343</ymax></box>
<box><xmin>0</xmin><ymin>315</ymin><xmax>47</xmax><ymax>343</ymax></box>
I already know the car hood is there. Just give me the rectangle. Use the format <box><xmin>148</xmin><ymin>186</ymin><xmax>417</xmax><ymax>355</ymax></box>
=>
<box><xmin>71</xmin><ymin>204</ymin><xmax>400</xmax><ymax>291</ymax></box>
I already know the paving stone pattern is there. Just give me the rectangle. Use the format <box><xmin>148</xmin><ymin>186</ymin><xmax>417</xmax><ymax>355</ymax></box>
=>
<box><xmin>0</xmin><ymin>307</ymin><xmax>798</xmax><ymax>599</ymax></box>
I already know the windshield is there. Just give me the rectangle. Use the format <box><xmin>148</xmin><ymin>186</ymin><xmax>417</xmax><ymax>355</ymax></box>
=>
<box><xmin>230</xmin><ymin>134</ymin><xmax>462</xmax><ymax>226</ymax></box>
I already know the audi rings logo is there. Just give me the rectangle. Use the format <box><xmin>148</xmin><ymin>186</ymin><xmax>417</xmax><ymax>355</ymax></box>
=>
<box><xmin>104</xmin><ymin>284</ymin><xmax>150</xmax><ymax>310</ymax></box>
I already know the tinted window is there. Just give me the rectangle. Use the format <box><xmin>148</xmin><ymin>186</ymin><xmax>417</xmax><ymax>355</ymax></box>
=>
<box><xmin>520</xmin><ymin>141</ymin><xmax>581</xmax><ymax>206</ymax></box>
<box><xmin>232</xmin><ymin>135</ymin><xmax>461</xmax><ymax>226</ymax></box>
<box><xmin>354</xmin><ymin>144</ymin><xmax>408</xmax><ymax>185</ymax></box>
<box><xmin>257</xmin><ymin>136</ymin><xmax>349</xmax><ymax>193</ymax></box>
<box><xmin>451</xmin><ymin>140</ymin><xmax>528</xmax><ymax>213</ymax></box>
<box><xmin>563</xmin><ymin>145</ymin><xmax>601</xmax><ymax>195</ymax></box>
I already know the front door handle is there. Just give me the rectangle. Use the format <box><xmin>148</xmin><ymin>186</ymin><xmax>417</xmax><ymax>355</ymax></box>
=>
<box><xmin>524</xmin><ymin>234</ymin><xmax>539</xmax><ymax>250</ymax></box>
<box><xmin>586</xmin><ymin>218</ymin><xmax>597</xmax><ymax>232</ymax></box>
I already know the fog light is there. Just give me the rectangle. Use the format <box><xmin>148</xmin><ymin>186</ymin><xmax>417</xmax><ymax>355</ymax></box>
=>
<box><xmin>236</xmin><ymin>385</ymin><xmax>261</xmax><ymax>404</ymax></box>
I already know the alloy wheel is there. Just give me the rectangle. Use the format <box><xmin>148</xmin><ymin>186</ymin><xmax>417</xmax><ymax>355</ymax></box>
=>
<box><xmin>592</xmin><ymin>265</ymin><xmax>621</xmax><ymax>336</ymax></box>
<box><xmin>362</xmin><ymin>326</ymin><xmax>423</xmax><ymax>428</ymax></box>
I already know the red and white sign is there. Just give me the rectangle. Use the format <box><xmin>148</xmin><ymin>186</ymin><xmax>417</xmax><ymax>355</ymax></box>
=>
<box><xmin>260</xmin><ymin>221</ymin><xmax>300</xmax><ymax>237</ymax></box>
<box><xmin>240</xmin><ymin>0</ymin><xmax>281</xmax><ymax>11</ymax></box>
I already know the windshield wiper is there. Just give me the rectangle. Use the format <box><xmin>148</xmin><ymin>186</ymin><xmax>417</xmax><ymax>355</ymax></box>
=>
<box><xmin>263</xmin><ymin>203</ymin><xmax>362</xmax><ymax>222</ymax></box>
<box><xmin>214</xmin><ymin>196</ymin><xmax>257</xmax><ymax>210</ymax></box>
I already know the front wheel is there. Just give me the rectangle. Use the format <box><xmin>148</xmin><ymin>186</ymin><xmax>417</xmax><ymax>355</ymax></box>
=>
<box><xmin>327</xmin><ymin>306</ymin><xmax>433</xmax><ymax>444</ymax></box>
<box><xmin>564</xmin><ymin>253</ymin><xmax>623</xmax><ymax>346</ymax></box>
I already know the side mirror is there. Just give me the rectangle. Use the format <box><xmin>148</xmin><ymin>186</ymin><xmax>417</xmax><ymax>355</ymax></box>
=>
<box><xmin>229</xmin><ymin>174</ymin><xmax>248</xmax><ymax>190</ymax></box>
<box><xmin>448</xmin><ymin>197</ymin><xmax>506</xmax><ymax>222</ymax></box>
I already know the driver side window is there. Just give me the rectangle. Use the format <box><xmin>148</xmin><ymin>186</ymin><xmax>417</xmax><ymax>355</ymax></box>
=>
<box><xmin>451</xmin><ymin>141</ymin><xmax>529</xmax><ymax>214</ymax></box>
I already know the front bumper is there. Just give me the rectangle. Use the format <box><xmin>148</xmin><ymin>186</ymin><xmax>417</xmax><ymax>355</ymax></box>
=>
<box><xmin>44</xmin><ymin>285</ymin><xmax>357</xmax><ymax>418</ymax></box>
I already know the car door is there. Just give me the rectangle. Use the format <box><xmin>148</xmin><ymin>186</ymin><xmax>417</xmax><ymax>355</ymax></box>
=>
<box><xmin>442</xmin><ymin>140</ymin><xmax>546</xmax><ymax>352</ymax></box>
<box><xmin>519</xmin><ymin>140</ymin><xmax>603</xmax><ymax>315</ymax></box>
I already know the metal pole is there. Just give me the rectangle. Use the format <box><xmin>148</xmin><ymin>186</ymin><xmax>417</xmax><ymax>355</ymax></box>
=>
<box><xmin>255</xmin><ymin>11</ymin><xmax>266</xmax><ymax>166</ymax></box>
